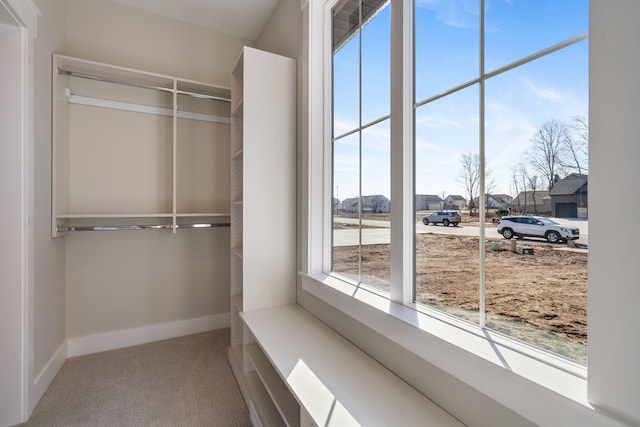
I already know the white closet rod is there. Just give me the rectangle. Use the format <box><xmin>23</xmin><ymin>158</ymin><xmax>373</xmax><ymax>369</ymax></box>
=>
<box><xmin>58</xmin><ymin>69</ymin><xmax>231</xmax><ymax>103</ymax></box>
<box><xmin>67</xmin><ymin>94</ymin><xmax>231</xmax><ymax>124</ymax></box>
<box><xmin>58</xmin><ymin>222</ymin><xmax>230</xmax><ymax>232</ymax></box>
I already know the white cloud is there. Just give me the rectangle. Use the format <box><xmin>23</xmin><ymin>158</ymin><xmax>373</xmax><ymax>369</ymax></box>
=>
<box><xmin>415</xmin><ymin>0</ymin><xmax>479</xmax><ymax>29</ymax></box>
<box><xmin>416</xmin><ymin>113</ymin><xmax>466</xmax><ymax>130</ymax></box>
<box><xmin>519</xmin><ymin>76</ymin><xmax>564</xmax><ymax>104</ymax></box>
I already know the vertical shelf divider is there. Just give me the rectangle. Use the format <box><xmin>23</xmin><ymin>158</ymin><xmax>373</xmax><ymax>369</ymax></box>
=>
<box><xmin>172</xmin><ymin>79</ymin><xmax>178</xmax><ymax>233</ymax></box>
<box><xmin>228</xmin><ymin>46</ymin><xmax>297</xmax><ymax>427</ymax></box>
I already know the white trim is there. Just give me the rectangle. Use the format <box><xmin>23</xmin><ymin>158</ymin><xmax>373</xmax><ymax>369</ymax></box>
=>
<box><xmin>21</xmin><ymin>25</ymin><xmax>32</xmax><ymax>422</ymax></box>
<box><xmin>67</xmin><ymin>313</ymin><xmax>230</xmax><ymax>357</ymax></box>
<box><xmin>389</xmin><ymin>0</ymin><xmax>413</xmax><ymax>304</ymax></box>
<box><xmin>0</xmin><ymin>1</ymin><xmax>38</xmax><ymax>424</ymax></box>
<box><xmin>301</xmin><ymin>273</ymin><xmax>623</xmax><ymax>427</ymax></box>
<box><xmin>1</xmin><ymin>0</ymin><xmax>40</xmax><ymax>38</ymax></box>
<box><xmin>30</xmin><ymin>341</ymin><xmax>67</xmax><ymax>413</ymax></box>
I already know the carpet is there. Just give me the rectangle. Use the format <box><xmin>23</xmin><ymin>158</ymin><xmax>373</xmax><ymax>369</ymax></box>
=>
<box><xmin>21</xmin><ymin>329</ymin><xmax>251</xmax><ymax>427</ymax></box>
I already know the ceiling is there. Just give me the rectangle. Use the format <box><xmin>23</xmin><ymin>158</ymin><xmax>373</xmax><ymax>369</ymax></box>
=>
<box><xmin>110</xmin><ymin>0</ymin><xmax>280</xmax><ymax>41</ymax></box>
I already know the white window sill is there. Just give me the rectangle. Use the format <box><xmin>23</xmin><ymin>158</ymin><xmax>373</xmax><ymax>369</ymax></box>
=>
<box><xmin>300</xmin><ymin>273</ymin><xmax>620</xmax><ymax>426</ymax></box>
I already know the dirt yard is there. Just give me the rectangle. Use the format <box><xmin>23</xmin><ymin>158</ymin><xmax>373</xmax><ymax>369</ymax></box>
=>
<box><xmin>333</xmin><ymin>232</ymin><xmax>588</xmax><ymax>362</ymax></box>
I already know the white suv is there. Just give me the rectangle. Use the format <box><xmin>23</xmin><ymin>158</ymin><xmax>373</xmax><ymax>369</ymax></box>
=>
<box><xmin>497</xmin><ymin>216</ymin><xmax>580</xmax><ymax>243</ymax></box>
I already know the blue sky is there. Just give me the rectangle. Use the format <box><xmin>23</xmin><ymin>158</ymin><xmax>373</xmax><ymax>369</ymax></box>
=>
<box><xmin>333</xmin><ymin>0</ymin><xmax>588</xmax><ymax>201</ymax></box>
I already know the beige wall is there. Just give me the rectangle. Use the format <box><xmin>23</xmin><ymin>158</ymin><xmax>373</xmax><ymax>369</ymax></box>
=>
<box><xmin>65</xmin><ymin>230</ymin><xmax>230</xmax><ymax>337</ymax></box>
<box><xmin>33</xmin><ymin>0</ymin><xmax>67</xmax><ymax>384</ymax></box>
<box><xmin>60</xmin><ymin>0</ymin><xmax>245</xmax><ymax>339</ymax></box>
<box><xmin>256</xmin><ymin>0</ymin><xmax>301</xmax><ymax>61</ymax></box>
<box><xmin>64</xmin><ymin>0</ymin><xmax>251</xmax><ymax>87</ymax></box>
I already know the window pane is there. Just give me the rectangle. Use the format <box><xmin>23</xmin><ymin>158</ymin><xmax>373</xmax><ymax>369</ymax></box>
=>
<box><xmin>361</xmin><ymin>119</ymin><xmax>391</xmax><ymax>292</ymax></box>
<box><xmin>415</xmin><ymin>85</ymin><xmax>480</xmax><ymax>324</ymax></box>
<box><xmin>332</xmin><ymin>0</ymin><xmax>391</xmax><ymax>292</ymax></box>
<box><xmin>484</xmin><ymin>0</ymin><xmax>589</xmax><ymax>73</ymax></box>
<box><xmin>485</xmin><ymin>41</ymin><xmax>588</xmax><ymax>362</ymax></box>
<box><xmin>333</xmin><ymin>133</ymin><xmax>361</xmax><ymax>283</ymax></box>
<box><xmin>415</xmin><ymin>0</ymin><xmax>480</xmax><ymax>103</ymax></box>
<box><xmin>333</xmin><ymin>0</ymin><xmax>360</xmax><ymax>136</ymax></box>
<box><xmin>362</xmin><ymin>3</ymin><xmax>390</xmax><ymax>123</ymax></box>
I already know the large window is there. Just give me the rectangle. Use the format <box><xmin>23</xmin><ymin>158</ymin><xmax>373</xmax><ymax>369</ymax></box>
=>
<box><xmin>332</xmin><ymin>0</ymin><xmax>589</xmax><ymax>363</ymax></box>
<box><xmin>331</xmin><ymin>0</ymin><xmax>391</xmax><ymax>293</ymax></box>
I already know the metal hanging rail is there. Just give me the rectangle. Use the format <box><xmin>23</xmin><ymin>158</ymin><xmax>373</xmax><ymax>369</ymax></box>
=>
<box><xmin>58</xmin><ymin>69</ymin><xmax>231</xmax><ymax>102</ymax></box>
<box><xmin>57</xmin><ymin>222</ymin><xmax>230</xmax><ymax>233</ymax></box>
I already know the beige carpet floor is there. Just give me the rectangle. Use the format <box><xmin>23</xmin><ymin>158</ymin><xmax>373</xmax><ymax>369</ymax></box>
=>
<box><xmin>21</xmin><ymin>329</ymin><xmax>251</xmax><ymax>427</ymax></box>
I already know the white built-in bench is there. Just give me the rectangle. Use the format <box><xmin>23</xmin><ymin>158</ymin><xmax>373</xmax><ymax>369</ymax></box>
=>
<box><xmin>240</xmin><ymin>304</ymin><xmax>463</xmax><ymax>427</ymax></box>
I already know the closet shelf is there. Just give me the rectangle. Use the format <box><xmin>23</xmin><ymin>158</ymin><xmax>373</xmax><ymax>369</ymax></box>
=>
<box><xmin>57</xmin><ymin>222</ymin><xmax>230</xmax><ymax>233</ymax></box>
<box><xmin>55</xmin><ymin>212</ymin><xmax>231</xmax><ymax>233</ymax></box>
<box><xmin>231</xmin><ymin>246</ymin><xmax>243</xmax><ymax>259</ymax></box>
<box><xmin>232</xmin><ymin>148</ymin><xmax>243</xmax><ymax>160</ymax></box>
<box><xmin>231</xmin><ymin>99</ymin><xmax>244</xmax><ymax>117</ymax></box>
<box><xmin>67</xmin><ymin>94</ymin><xmax>231</xmax><ymax>124</ymax></box>
<box><xmin>57</xmin><ymin>213</ymin><xmax>231</xmax><ymax>218</ymax></box>
<box><xmin>231</xmin><ymin>295</ymin><xmax>243</xmax><ymax>312</ymax></box>
<box><xmin>52</xmin><ymin>54</ymin><xmax>232</xmax><ymax>238</ymax></box>
<box><xmin>58</xmin><ymin>67</ymin><xmax>231</xmax><ymax>102</ymax></box>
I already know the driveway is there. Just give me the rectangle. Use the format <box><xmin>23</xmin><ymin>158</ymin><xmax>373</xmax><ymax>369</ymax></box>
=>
<box><xmin>333</xmin><ymin>217</ymin><xmax>588</xmax><ymax>247</ymax></box>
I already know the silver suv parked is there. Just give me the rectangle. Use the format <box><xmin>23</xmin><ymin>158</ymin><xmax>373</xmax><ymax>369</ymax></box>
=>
<box><xmin>422</xmin><ymin>211</ymin><xmax>461</xmax><ymax>227</ymax></box>
<box><xmin>497</xmin><ymin>216</ymin><xmax>580</xmax><ymax>243</ymax></box>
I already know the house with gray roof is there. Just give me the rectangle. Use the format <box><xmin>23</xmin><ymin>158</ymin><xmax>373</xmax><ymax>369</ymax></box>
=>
<box><xmin>415</xmin><ymin>194</ymin><xmax>443</xmax><ymax>211</ymax></box>
<box><xmin>510</xmin><ymin>191</ymin><xmax>552</xmax><ymax>215</ymax></box>
<box><xmin>444</xmin><ymin>195</ymin><xmax>466</xmax><ymax>210</ymax></box>
<box><xmin>549</xmin><ymin>174</ymin><xmax>588</xmax><ymax>218</ymax></box>
<box><xmin>340</xmin><ymin>195</ymin><xmax>390</xmax><ymax>214</ymax></box>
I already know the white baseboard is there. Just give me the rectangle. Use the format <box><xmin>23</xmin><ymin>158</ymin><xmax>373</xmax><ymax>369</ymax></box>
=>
<box><xmin>67</xmin><ymin>312</ymin><xmax>230</xmax><ymax>358</ymax></box>
<box><xmin>31</xmin><ymin>340</ymin><xmax>68</xmax><ymax>413</ymax></box>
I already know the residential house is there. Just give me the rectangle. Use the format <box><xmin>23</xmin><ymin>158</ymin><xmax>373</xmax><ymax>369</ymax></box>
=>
<box><xmin>415</xmin><ymin>194</ymin><xmax>443</xmax><ymax>210</ymax></box>
<box><xmin>444</xmin><ymin>194</ymin><xmax>467</xmax><ymax>210</ymax></box>
<box><xmin>341</xmin><ymin>195</ymin><xmax>390</xmax><ymax>213</ymax></box>
<box><xmin>549</xmin><ymin>173</ymin><xmax>588</xmax><ymax>218</ymax></box>
<box><xmin>473</xmin><ymin>194</ymin><xmax>513</xmax><ymax>209</ymax></box>
<box><xmin>510</xmin><ymin>190</ymin><xmax>552</xmax><ymax>215</ymax></box>
<box><xmin>1</xmin><ymin>1</ymin><xmax>637</xmax><ymax>427</ymax></box>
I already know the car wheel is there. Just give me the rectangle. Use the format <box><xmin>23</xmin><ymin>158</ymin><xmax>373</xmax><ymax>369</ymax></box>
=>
<box><xmin>452</xmin><ymin>222</ymin><xmax>459</xmax><ymax>226</ymax></box>
<box><xmin>422</xmin><ymin>218</ymin><xmax>429</xmax><ymax>225</ymax></box>
<box><xmin>502</xmin><ymin>228</ymin><xmax>514</xmax><ymax>239</ymax></box>
<box><xmin>443</xmin><ymin>219</ymin><xmax>450</xmax><ymax>226</ymax></box>
<box><xmin>546</xmin><ymin>231</ymin><xmax>561</xmax><ymax>243</ymax></box>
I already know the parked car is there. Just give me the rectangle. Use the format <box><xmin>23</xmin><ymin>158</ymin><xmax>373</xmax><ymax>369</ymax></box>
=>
<box><xmin>497</xmin><ymin>216</ymin><xmax>580</xmax><ymax>243</ymax></box>
<box><xmin>422</xmin><ymin>211</ymin><xmax>461</xmax><ymax>226</ymax></box>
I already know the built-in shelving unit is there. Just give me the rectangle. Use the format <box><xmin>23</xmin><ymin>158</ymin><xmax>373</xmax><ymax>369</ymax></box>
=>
<box><xmin>52</xmin><ymin>54</ymin><xmax>231</xmax><ymax>236</ymax></box>
<box><xmin>227</xmin><ymin>46</ymin><xmax>297</xmax><ymax>427</ymax></box>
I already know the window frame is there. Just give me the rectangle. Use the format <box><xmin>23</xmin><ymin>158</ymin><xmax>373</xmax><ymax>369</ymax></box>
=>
<box><xmin>298</xmin><ymin>0</ymin><xmax>635</xmax><ymax>425</ymax></box>
<box><xmin>326</xmin><ymin>0</ymin><xmax>590</xmax><ymax>355</ymax></box>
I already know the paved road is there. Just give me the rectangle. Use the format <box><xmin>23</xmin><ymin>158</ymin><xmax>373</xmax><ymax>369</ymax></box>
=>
<box><xmin>333</xmin><ymin>217</ymin><xmax>588</xmax><ymax>247</ymax></box>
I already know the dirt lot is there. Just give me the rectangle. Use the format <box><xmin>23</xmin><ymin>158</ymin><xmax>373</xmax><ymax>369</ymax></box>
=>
<box><xmin>333</xmin><ymin>232</ymin><xmax>588</xmax><ymax>362</ymax></box>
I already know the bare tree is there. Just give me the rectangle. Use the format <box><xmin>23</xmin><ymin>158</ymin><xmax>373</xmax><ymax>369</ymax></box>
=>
<box><xmin>439</xmin><ymin>190</ymin><xmax>447</xmax><ymax>209</ymax></box>
<box><xmin>511</xmin><ymin>162</ymin><xmax>538</xmax><ymax>214</ymax></box>
<box><xmin>528</xmin><ymin>120</ymin><xmax>571</xmax><ymax>190</ymax></box>
<box><xmin>511</xmin><ymin>165</ymin><xmax>522</xmax><ymax>213</ymax></box>
<box><xmin>565</xmin><ymin>115</ymin><xmax>589</xmax><ymax>176</ymax></box>
<box><xmin>485</xmin><ymin>172</ymin><xmax>496</xmax><ymax>209</ymax></box>
<box><xmin>459</xmin><ymin>153</ymin><xmax>480</xmax><ymax>216</ymax></box>
<box><xmin>527</xmin><ymin>174</ymin><xmax>540</xmax><ymax>214</ymax></box>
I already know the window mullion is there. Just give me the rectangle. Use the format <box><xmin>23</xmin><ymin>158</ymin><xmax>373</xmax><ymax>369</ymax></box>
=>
<box><xmin>390</xmin><ymin>0</ymin><xmax>413</xmax><ymax>304</ymax></box>
<box><xmin>478</xmin><ymin>0</ymin><xmax>486</xmax><ymax>328</ymax></box>
<box><xmin>358</xmin><ymin>0</ymin><xmax>363</xmax><ymax>283</ymax></box>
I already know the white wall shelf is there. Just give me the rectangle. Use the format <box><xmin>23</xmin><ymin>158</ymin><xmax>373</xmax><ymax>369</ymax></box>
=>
<box><xmin>52</xmin><ymin>54</ymin><xmax>231</xmax><ymax>236</ymax></box>
<box><xmin>227</xmin><ymin>46</ymin><xmax>296</xmax><ymax>425</ymax></box>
